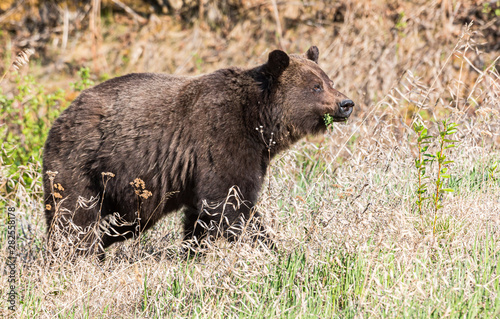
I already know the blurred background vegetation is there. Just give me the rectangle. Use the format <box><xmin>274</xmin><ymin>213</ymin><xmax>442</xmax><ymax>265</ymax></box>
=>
<box><xmin>0</xmin><ymin>0</ymin><xmax>499</xmax><ymax>179</ymax></box>
<box><xmin>1</xmin><ymin>3</ymin><xmax>500</xmax><ymax>317</ymax></box>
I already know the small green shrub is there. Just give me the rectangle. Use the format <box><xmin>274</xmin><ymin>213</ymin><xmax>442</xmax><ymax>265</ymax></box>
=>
<box><xmin>0</xmin><ymin>76</ymin><xmax>67</xmax><ymax>169</ymax></box>
<box><xmin>1</xmin><ymin>67</ymin><xmax>94</xmax><ymax>190</ymax></box>
<box><xmin>412</xmin><ymin>120</ymin><xmax>433</xmax><ymax>216</ymax></box>
<box><xmin>431</xmin><ymin>120</ymin><xmax>458</xmax><ymax>234</ymax></box>
<box><xmin>70</xmin><ymin>67</ymin><xmax>94</xmax><ymax>92</ymax></box>
<box><xmin>412</xmin><ymin>119</ymin><xmax>458</xmax><ymax>235</ymax></box>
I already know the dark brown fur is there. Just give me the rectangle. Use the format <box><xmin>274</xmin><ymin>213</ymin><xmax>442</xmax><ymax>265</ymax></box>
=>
<box><xmin>42</xmin><ymin>47</ymin><xmax>353</xmax><ymax>256</ymax></box>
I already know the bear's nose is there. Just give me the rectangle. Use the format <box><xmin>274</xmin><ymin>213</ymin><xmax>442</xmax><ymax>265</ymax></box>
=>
<box><xmin>339</xmin><ymin>99</ymin><xmax>354</xmax><ymax>116</ymax></box>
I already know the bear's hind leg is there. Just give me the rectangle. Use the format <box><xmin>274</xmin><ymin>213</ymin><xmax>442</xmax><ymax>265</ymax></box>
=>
<box><xmin>46</xmin><ymin>191</ymin><xmax>109</xmax><ymax>259</ymax></box>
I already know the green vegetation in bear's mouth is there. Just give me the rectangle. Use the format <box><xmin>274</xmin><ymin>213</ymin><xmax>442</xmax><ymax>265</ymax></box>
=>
<box><xmin>323</xmin><ymin>113</ymin><xmax>334</xmax><ymax>127</ymax></box>
<box><xmin>324</xmin><ymin>113</ymin><xmax>347</xmax><ymax>128</ymax></box>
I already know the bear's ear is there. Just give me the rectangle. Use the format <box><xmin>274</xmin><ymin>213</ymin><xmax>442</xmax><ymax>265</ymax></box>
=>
<box><xmin>306</xmin><ymin>46</ymin><xmax>319</xmax><ymax>63</ymax></box>
<box><xmin>262</xmin><ymin>50</ymin><xmax>290</xmax><ymax>79</ymax></box>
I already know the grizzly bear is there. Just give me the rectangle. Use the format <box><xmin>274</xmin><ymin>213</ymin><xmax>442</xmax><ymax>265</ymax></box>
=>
<box><xmin>43</xmin><ymin>46</ymin><xmax>354</xmax><ymax>257</ymax></box>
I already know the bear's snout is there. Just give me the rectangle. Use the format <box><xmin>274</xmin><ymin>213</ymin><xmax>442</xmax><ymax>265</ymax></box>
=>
<box><xmin>338</xmin><ymin>99</ymin><xmax>354</xmax><ymax>118</ymax></box>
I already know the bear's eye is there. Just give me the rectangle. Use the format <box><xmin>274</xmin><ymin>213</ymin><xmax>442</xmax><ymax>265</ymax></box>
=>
<box><xmin>312</xmin><ymin>84</ymin><xmax>323</xmax><ymax>92</ymax></box>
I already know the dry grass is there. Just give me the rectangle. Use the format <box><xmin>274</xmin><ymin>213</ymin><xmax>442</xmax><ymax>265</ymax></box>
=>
<box><xmin>1</xmin><ymin>1</ymin><xmax>500</xmax><ymax>318</ymax></box>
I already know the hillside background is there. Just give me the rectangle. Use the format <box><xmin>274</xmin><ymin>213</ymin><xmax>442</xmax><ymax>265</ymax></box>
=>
<box><xmin>1</xmin><ymin>0</ymin><xmax>498</xmax><ymax>109</ymax></box>
<box><xmin>1</xmin><ymin>1</ymin><xmax>500</xmax><ymax>318</ymax></box>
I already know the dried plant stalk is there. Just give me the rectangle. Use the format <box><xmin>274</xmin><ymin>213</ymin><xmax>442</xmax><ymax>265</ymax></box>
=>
<box><xmin>0</xmin><ymin>48</ymin><xmax>35</xmax><ymax>84</ymax></box>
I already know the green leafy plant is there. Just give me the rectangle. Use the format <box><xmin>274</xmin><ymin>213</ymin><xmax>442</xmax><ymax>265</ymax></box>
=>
<box><xmin>412</xmin><ymin>121</ymin><xmax>433</xmax><ymax>215</ymax></box>
<box><xmin>412</xmin><ymin>119</ymin><xmax>458</xmax><ymax>235</ymax></box>
<box><xmin>482</xmin><ymin>2</ymin><xmax>500</xmax><ymax>16</ymax></box>
<box><xmin>1</xmin><ymin>67</ymin><xmax>94</xmax><ymax>172</ymax></box>
<box><xmin>1</xmin><ymin>76</ymin><xmax>67</xmax><ymax>169</ymax></box>
<box><xmin>395</xmin><ymin>12</ymin><xmax>407</xmax><ymax>31</ymax></box>
<box><xmin>431</xmin><ymin>120</ymin><xmax>458</xmax><ymax>234</ymax></box>
<box><xmin>70</xmin><ymin>67</ymin><xmax>94</xmax><ymax>91</ymax></box>
<box><xmin>487</xmin><ymin>160</ymin><xmax>499</xmax><ymax>187</ymax></box>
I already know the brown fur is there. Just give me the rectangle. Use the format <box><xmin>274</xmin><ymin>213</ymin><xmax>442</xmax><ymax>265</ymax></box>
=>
<box><xmin>42</xmin><ymin>46</ymin><xmax>354</xmax><ymax>256</ymax></box>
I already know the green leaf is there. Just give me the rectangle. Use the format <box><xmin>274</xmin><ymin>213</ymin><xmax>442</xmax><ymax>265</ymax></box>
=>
<box><xmin>413</xmin><ymin>122</ymin><xmax>422</xmax><ymax>131</ymax></box>
<box><xmin>441</xmin><ymin>188</ymin><xmax>454</xmax><ymax>192</ymax></box>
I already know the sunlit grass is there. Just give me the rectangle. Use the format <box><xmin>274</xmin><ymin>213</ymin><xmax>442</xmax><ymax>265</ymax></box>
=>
<box><xmin>1</xmin><ymin>1</ymin><xmax>500</xmax><ymax>318</ymax></box>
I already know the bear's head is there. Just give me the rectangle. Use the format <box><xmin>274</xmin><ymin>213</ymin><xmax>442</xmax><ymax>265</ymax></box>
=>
<box><xmin>259</xmin><ymin>46</ymin><xmax>354</xmax><ymax>140</ymax></box>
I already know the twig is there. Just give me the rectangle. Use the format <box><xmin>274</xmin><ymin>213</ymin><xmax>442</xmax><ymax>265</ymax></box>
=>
<box><xmin>90</xmin><ymin>0</ymin><xmax>101</xmax><ymax>71</ymax></box>
<box><xmin>0</xmin><ymin>0</ymin><xmax>25</xmax><ymax>23</ymax></box>
<box><xmin>111</xmin><ymin>0</ymin><xmax>147</xmax><ymax>24</ymax></box>
<box><xmin>270</xmin><ymin>0</ymin><xmax>284</xmax><ymax>50</ymax></box>
<box><xmin>62</xmin><ymin>3</ymin><xmax>69</xmax><ymax>50</ymax></box>
<box><xmin>199</xmin><ymin>0</ymin><xmax>205</xmax><ymax>24</ymax></box>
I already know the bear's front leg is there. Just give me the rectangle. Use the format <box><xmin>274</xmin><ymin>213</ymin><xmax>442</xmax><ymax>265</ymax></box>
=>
<box><xmin>182</xmin><ymin>189</ymin><xmax>274</xmax><ymax>250</ymax></box>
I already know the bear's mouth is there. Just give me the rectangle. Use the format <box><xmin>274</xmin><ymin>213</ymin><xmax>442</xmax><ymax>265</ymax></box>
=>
<box><xmin>322</xmin><ymin>113</ymin><xmax>348</xmax><ymax>125</ymax></box>
<box><xmin>328</xmin><ymin>116</ymin><xmax>348</xmax><ymax>122</ymax></box>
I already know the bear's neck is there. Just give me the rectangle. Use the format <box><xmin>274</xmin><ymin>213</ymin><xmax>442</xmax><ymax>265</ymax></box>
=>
<box><xmin>243</xmin><ymin>68</ymin><xmax>298</xmax><ymax>158</ymax></box>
